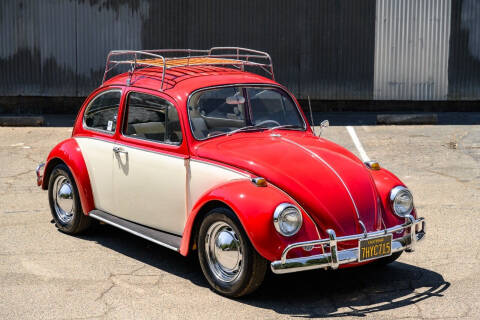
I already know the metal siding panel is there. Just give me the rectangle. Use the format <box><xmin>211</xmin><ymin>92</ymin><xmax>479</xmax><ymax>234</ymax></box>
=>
<box><xmin>2</xmin><ymin>0</ymin><xmax>479</xmax><ymax>101</ymax></box>
<box><xmin>75</xmin><ymin>1</ymin><xmax>150</xmax><ymax>96</ymax></box>
<box><xmin>299</xmin><ymin>0</ymin><xmax>376</xmax><ymax>100</ymax></box>
<box><xmin>448</xmin><ymin>0</ymin><xmax>480</xmax><ymax>100</ymax></box>
<box><xmin>0</xmin><ymin>0</ymin><xmax>77</xmax><ymax>96</ymax></box>
<box><xmin>374</xmin><ymin>0</ymin><xmax>451</xmax><ymax>100</ymax></box>
<box><xmin>0</xmin><ymin>0</ymin><xmax>377</xmax><ymax>99</ymax></box>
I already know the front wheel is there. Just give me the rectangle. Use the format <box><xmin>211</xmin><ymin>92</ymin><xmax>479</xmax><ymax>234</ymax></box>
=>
<box><xmin>197</xmin><ymin>208</ymin><xmax>267</xmax><ymax>297</ymax></box>
<box><xmin>48</xmin><ymin>164</ymin><xmax>92</xmax><ymax>234</ymax></box>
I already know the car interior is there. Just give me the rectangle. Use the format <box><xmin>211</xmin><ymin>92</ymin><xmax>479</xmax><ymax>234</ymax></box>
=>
<box><xmin>123</xmin><ymin>93</ymin><xmax>182</xmax><ymax>144</ymax></box>
<box><xmin>188</xmin><ymin>87</ymin><xmax>303</xmax><ymax>139</ymax></box>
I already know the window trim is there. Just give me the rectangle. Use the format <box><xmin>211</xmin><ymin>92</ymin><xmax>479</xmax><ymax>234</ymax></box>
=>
<box><xmin>82</xmin><ymin>89</ymin><xmax>123</xmax><ymax>135</ymax></box>
<box><xmin>187</xmin><ymin>84</ymin><xmax>307</xmax><ymax>141</ymax></box>
<box><xmin>120</xmin><ymin>90</ymin><xmax>183</xmax><ymax>146</ymax></box>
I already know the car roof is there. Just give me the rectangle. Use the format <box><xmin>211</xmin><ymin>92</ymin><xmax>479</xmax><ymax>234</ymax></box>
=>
<box><xmin>101</xmin><ymin>66</ymin><xmax>278</xmax><ymax>96</ymax></box>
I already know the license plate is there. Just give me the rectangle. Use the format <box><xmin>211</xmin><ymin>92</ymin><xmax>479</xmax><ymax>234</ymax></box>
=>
<box><xmin>358</xmin><ymin>234</ymin><xmax>392</xmax><ymax>262</ymax></box>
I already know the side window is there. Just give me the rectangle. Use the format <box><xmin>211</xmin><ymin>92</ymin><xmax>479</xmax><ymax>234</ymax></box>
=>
<box><xmin>123</xmin><ymin>92</ymin><xmax>182</xmax><ymax>144</ymax></box>
<box><xmin>84</xmin><ymin>91</ymin><xmax>121</xmax><ymax>133</ymax></box>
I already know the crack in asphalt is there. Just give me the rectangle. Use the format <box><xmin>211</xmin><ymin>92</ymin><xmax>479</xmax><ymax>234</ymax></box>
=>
<box><xmin>94</xmin><ymin>264</ymin><xmax>149</xmax><ymax>302</ymax></box>
<box><xmin>90</xmin><ymin>264</ymin><xmax>152</xmax><ymax>318</ymax></box>
<box><xmin>2</xmin><ymin>126</ymin><xmax>476</xmax><ymax>319</ymax></box>
<box><xmin>95</xmin><ymin>282</ymin><xmax>115</xmax><ymax>302</ymax></box>
<box><xmin>425</xmin><ymin>169</ymin><xmax>480</xmax><ymax>191</ymax></box>
<box><xmin>0</xmin><ymin>171</ymin><xmax>32</xmax><ymax>179</ymax></box>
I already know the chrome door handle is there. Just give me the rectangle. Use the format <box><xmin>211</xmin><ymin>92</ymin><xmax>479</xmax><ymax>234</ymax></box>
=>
<box><xmin>113</xmin><ymin>146</ymin><xmax>128</xmax><ymax>154</ymax></box>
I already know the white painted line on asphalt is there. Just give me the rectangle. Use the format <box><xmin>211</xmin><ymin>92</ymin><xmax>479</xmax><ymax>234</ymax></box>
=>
<box><xmin>346</xmin><ymin>126</ymin><xmax>370</xmax><ymax>162</ymax></box>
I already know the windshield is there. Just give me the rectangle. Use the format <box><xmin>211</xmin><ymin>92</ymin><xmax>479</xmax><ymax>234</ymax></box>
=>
<box><xmin>188</xmin><ymin>86</ymin><xmax>305</xmax><ymax>140</ymax></box>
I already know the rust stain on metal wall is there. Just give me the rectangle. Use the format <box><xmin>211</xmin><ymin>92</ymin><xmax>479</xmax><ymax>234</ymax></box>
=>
<box><xmin>1</xmin><ymin>0</ymin><xmax>479</xmax><ymax>101</ymax></box>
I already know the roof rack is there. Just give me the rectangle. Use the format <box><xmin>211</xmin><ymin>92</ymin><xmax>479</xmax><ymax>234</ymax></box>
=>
<box><xmin>102</xmin><ymin>47</ymin><xmax>275</xmax><ymax>90</ymax></box>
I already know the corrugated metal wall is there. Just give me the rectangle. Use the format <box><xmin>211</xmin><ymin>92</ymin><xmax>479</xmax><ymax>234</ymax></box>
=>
<box><xmin>374</xmin><ymin>0</ymin><xmax>451</xmax><ymax>100</ymax></box>
<box><xmin>448</xmin><ymin>0</ymin><xmax>480</xmax><ymax>100</ymax></box>
<box><xmin>0</xmin><ymin>0</ymin><xmax>377</xmax><ymax>99</ymax></box>
<box><xmin>0</xmin><ymin>0</ymin><xmax>149</xmax><ymax>96</ymax></box>
<box><xmin>0</xmin><ymin>0</ymin><xmax>479</xmax><ymax>101</ymax></box>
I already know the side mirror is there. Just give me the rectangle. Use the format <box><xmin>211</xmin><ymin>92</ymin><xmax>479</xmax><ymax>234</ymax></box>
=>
<box><xmin>315</xmin><ymin>120</ymin><xmax>329</xmax><ymax>137</ymax></box>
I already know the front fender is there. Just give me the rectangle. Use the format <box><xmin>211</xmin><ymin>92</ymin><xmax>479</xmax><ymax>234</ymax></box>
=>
<box><xmin>42</xmin><ymin>138</ymin><xmax>94</xmax><ymax>215</ymax></box>
<box><xmin>180</xmin><ymin>180</ymin><xmax>321</xmax><ymax>262</ymax></box>
<box><xmin>370</xmin><ymin>168</ymin><xmax>417</xmax><ymax>227</ymax></box>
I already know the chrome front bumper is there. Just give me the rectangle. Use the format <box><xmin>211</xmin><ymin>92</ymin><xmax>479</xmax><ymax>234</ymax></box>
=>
<box><xmin>271</xmin><ymin>215</ymin><xmax>426</xmax><ymax>274</ymax></box>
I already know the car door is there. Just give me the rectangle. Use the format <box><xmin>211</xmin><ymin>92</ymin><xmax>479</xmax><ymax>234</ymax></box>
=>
<box><xmin>75</xmin><ymin>89</ymin><xmax>122</xmax><ymax>214</ymax></box>
<box><xmin>112</xmin><ymin>91</ymin><xmax>187</xmax><ymax>235</ymax></box>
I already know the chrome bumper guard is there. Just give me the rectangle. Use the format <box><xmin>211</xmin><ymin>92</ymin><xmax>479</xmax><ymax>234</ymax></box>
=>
<box><xmin>271</xmin><ymin>215</ymin><xmax>425</xmax><ymax>274</ymax></box>
<box><xmin>36</xmin><ymin>162</ymin><xmax>45</xmax><ymax>186</ymax></box>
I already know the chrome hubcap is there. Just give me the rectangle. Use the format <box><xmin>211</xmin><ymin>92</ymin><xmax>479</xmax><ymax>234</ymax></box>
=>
<box><xmin>53</xmin><ymin>175</ymin><xmax>74</xmax><ymax>224</ymax></box>
<box><xmin>205</xmin><ymin>221</ymin><xmax>243</xmax><ymax>283</ymax></box>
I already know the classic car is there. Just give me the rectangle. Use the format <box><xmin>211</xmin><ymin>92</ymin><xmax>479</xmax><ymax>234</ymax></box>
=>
<box><xmin>36</xmin><ymin>47</ymin><xmax>425</xmax><ymax>297</ymax></box>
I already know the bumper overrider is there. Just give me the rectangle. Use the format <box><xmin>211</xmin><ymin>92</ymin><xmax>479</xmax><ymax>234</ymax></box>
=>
<box><xmin>271</xmin><ymin>214</ymin><xmax>425</xmax><ymax>274</ymax></box>
<box><xmin>36</xmin><ymin>163</ymin><xmax>45</xmax><ymax>186</ymax></box>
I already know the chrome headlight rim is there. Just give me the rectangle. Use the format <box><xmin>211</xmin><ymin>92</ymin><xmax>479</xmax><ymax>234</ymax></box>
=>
<box><xmin>273</xmin><ymin>203</ymin><xmax>303</xmax><ymax>237</ymax></box>
<box><xmin>389</xmin><ymin>186</ymin><xmax>414</xmax><ymax>217</ymax></box>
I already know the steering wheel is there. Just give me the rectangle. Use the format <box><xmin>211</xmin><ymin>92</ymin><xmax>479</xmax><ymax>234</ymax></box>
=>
<box><xmin>255</xmin><ymin>119</ymin><xmax>281</xmax><ymax>127</ymax></box>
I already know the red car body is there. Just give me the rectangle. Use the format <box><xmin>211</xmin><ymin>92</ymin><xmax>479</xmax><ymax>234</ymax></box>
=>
<box><xmin>37</xmin><ymin>48</ymin><xmax>425</xmax><ymax>296</ymax></box>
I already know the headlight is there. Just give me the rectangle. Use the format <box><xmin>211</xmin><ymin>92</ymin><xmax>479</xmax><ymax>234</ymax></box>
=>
<box><xmin>389</xmin><ymin>186</ymin><xmax>414</xmax><ymax>217</ymax></box>
<box><xmin>273</xmin><ymin>203</ymin><xmax>303</xmax><ymax>236</ymax></box>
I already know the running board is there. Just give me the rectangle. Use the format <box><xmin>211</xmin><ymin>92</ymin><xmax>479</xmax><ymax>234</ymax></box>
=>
<box><xmin>89</xmin><ymin>210</ymin><xmax>181</xmax><ymax>252</ymax></box>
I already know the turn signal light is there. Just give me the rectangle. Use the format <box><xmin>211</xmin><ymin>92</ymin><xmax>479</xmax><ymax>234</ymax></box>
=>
<box><xmin>251</xmin><ymin>177</ymin><xmax>267</xmax><ymax>187</ymax></box>
<box><xmin>365</xmin><ymin>161</ymin><xmax>381</xmax><ymax>170</ymax></box>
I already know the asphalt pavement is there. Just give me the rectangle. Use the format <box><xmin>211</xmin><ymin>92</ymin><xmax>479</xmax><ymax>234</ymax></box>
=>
<box><xmin>0</xmin><ymin>122</ymin><xmax>479</xmax><ymax>319</ymax></box>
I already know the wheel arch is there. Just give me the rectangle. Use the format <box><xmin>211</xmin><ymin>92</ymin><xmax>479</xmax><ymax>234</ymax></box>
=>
<box><xmin>42</xmin><ymin>157</ymin><xmax>65</xmax><ymax>190</ymax></box>
<box><xmin>179</xmin><ymin>180</ymin><xmax>320</xmax><ymax>262</ymax></box>
<box><xmin>184</xmin><ymin>199</ymin><xmax>234</xmax><ymax>256</ymax></box>
<box><xmin>42</xmin><ymin>138</ymin><xmax>95</xmax><ymax>215</ymax></box>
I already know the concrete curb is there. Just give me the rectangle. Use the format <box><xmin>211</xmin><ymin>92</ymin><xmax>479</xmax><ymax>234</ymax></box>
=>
<box><xmin>0</xmin><ymin>116</ymin><xmax>45</xmax><ymax>126</ymax></box>
<box><xmin>377</xmin><ymin>113</ymin><xmax>438</xmax><ymax>125</ymax></box>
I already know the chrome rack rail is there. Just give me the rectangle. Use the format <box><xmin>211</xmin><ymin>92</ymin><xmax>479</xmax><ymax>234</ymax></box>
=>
<box><xmin>102</xmin><ymin>47</ymin><xmax>275</xmax><ymax>90</ymax></box>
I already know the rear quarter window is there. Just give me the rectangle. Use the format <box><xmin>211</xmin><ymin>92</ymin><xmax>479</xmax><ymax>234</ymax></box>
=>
<box><xmin>83</xmin><ymin>90</ymin><xmax>122</xmax><ymax>133</ymax></box>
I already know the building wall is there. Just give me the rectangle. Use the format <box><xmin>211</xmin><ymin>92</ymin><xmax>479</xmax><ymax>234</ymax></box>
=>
<box><xmin>374</xmin><ymin>0</ymin><xmax>451</xmax><ymax>100</ymax></box>
<box><xmin>448</xmin><ymin>0</ymin><xmax>480</xmax><ymax>100</ymax></box>
<box><xmin>0</xmin><ymin>0</ymin><xmax>479</xmax><ymax>101</ymax></box>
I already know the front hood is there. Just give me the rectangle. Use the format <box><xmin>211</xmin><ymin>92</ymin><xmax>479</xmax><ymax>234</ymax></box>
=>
<box><xmin>194</xmin><ymin>131</ymin><xmax>382</xmax><ymax>237</ymax></box>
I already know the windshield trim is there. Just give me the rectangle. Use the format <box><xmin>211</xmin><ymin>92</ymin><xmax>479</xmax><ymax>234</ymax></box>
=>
<box><xmin>186</xmin><ymin>83</ymin><xmax>307</xmax><ymax>141</ymax></box>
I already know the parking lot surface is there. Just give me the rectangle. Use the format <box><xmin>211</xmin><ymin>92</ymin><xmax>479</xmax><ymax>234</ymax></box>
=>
<box><xmin>1</xmin><ymin>124</ymin><xmax>479</xmax><ymax>319</ymax></box>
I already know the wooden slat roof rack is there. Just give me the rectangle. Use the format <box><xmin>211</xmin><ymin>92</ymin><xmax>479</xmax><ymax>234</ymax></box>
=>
<box><xmin>102</xmin><ymin>47</ymin><xmax>274</xmax><ymax>90</ymax></box>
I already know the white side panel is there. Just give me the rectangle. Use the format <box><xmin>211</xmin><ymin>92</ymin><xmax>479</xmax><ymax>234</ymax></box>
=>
<box><xmin>112</xmin><ymin>147</ymin><xmax>248</xmax><ymax>235</ymax></box>
<box><xmin>187</xmin><ymin>160</ymin><xmax>248</xmax><ymax>214</ymax></box>
<box><xmin>113</xmin><ymin>145</ymin><xmax>187</xmax><ymax>235</ymax></box>
<box><xmin>74</xmin><ymin>137</ymin><xmax>114</xmax><ymax>213</ymax></box>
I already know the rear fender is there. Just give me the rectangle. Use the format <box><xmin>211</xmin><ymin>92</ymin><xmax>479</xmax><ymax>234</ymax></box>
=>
<box><xmin>180</xmin><ymin>180</ymin><xmax>320</xmax><ymax>262</ymax></box>
<box><xmin>42</xmin><ymin>138</ymin><xmax>94</xmax><ymax>214</ymax></box>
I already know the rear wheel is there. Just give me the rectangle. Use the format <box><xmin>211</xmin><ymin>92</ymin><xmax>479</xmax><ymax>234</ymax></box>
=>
<box><xmin>48</xmin><ymin>164</ymin><xmax>91</xmax><ymax>234</ymax></box>
<box><xmin>197</xmin><ymin>208</ymin><xmax>267</xmax><ymax>297</ymax></box>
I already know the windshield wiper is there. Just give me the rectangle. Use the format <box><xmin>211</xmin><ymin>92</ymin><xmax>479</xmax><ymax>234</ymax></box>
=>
<box><xmin>227</xmin><ymin>125</ymin><xmax>268</xmax><ymax>136</ymax></box>
<box><xmin>268</xmin><ymin>124</ymin><xmax>304</xmax><ymax>131</ymax></box>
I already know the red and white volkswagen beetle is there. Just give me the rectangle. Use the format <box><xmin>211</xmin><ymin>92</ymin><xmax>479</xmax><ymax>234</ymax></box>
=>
<box><xmin>36</xmin><ymin>48</ymin><xmax>425</xmax><ymax>297</ymax></box>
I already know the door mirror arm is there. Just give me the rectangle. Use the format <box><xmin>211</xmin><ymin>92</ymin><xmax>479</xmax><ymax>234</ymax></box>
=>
<box><xmin>316</xmin><ymin>120</ymin><xmax>329</xmax><ymax>137</ymax></box>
